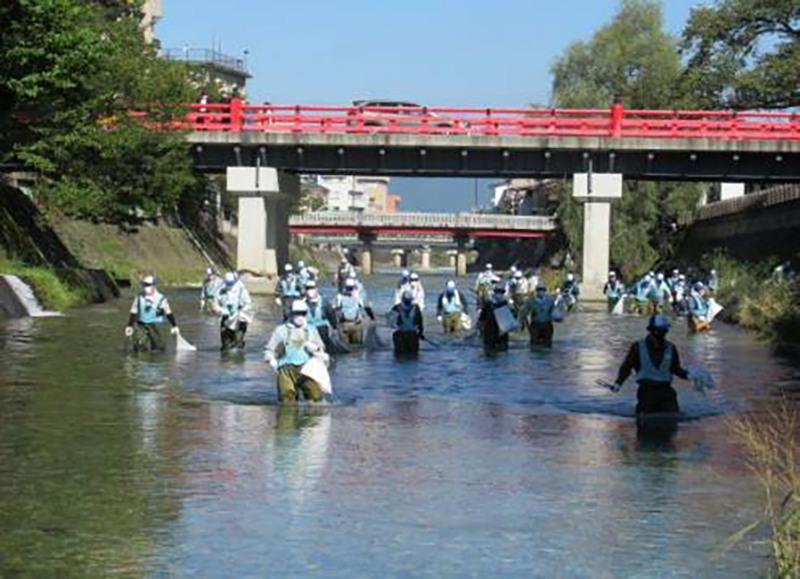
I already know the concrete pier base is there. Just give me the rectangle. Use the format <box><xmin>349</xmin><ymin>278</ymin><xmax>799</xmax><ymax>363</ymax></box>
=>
<box><xmin>421</xmin><ymin>246</ymin><xmax>432</xmax><ymax>271</ymax></box>
<box><xmin>574</xmin><ymin>173</ymin><xmax>622</xmax><ymax>301</ymax></box>
<box><xmin>227</xmin><ymin>167</ymin><xmax>296</xmax><ymax>294</ymax></box>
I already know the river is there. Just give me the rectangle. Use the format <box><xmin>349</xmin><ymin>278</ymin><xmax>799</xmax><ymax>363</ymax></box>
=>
<box><xmin>1</xmin><ymin>273</ymin><xmax>798</xmax><ymax>577</ymax></box>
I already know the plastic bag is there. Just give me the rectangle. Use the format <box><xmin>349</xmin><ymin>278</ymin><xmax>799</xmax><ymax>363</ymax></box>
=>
<box><xmin>707</xmin><ymin>299</ymin><xmax>724</xmax><ymax>323</ymax></box>
<box><xmin>176</xmin><ymin>333</ymin><xmax>197</xmax><ymax>352</ymax></box>
<box><xmin>301</xmin><ymin>355</ymin><xmax>332</xmax><ymax>395</ymax></box>
<box><xmin>460</xmin><ymin>313</ymin><xmax>473</xmax><ymax>331</ymax></box>
<box><xmin>552</xmin><ymin>297</ymin><xmax>566</xmax><ymax>322</ymax></box>
<box><xmin>493</xmin><ymin>305</ymin><xmax>519</xmax><ymax>336</ymax></box>
<box><xmin>687</xmin><ymin>365</ymin><xmax>716</xmax><ymax>392</ymax></box>
<box><xmin>612</xmin><ymin>296</ymin><xmax>626</xmax><ymax>316</ymax></box>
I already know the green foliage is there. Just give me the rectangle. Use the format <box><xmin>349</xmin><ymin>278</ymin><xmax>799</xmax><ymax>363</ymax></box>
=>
<box><xmin>681</xmin><ymin>0</ymin><xmax>800</xmax><ymax>109</ymax></box>
<box><xmin>550</xmin><ymin>0</ymin><xmax>703</xmax><ymax>278</ymax></box>
<box><xmin>0</xmin><ymin>0</ymin><xmax>202</xmax><ymax>226</ymax></box>
<box><xmin>0</xmin><ymin>259</ymin><xmax>89</xmax><ymax>310</ymax></box>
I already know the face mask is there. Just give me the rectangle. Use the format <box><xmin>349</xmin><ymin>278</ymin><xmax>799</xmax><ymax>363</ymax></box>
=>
<box><xmin>145</xmin><ymin>286</ymin><xmax>155</xmax><ymax>296</ymax></box>
<box><xmin>292</xmin><ymin>315</ymin><xmax>306</xmax><ymax>328</ymax></box>
<box><xmin>306</xmin><ymin>289</ymin><xmax>318</xmax><ymax>300</ymax></box>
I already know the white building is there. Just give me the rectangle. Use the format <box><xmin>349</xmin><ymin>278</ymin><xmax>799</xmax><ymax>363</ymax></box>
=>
<box><xmin>312</xmin><ymin>175</ymin><xmax>391</xmax><ymax>212</ymax></box>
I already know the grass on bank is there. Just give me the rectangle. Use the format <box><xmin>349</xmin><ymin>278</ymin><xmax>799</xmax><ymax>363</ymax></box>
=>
<box><xmin>0</xmin><ymin>259</ymin><xmax>90</xmax><ymax>311</ymax></box>
<box><xmin>704</xmin><ymin>253</ymin><xmax>800</xmax><ymax>347</ymax></box>
<box><xmin>727</xmin><ymin>403</ymin><xmax>800</xmax><ymax>577</ymax></box>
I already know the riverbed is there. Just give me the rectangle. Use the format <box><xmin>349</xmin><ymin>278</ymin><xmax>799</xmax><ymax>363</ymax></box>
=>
<box><xmin>1</xmin><ymin>273</ymin><xmax>798</xmax><ymax>577</ymax></box>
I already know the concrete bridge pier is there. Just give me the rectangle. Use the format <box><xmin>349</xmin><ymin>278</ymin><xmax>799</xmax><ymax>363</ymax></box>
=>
<box><xmin>359</xmin><ymin>234</ymin><xmax>376</xmax><ymax>276</ymax></box>
<box><xmin>455</xmin><ymin>236</ymin><xmax>468</xmax><ymax>277</ymax></box>
<box><xmin>420</xmin><ymin>246</ymin><xmax>432</xmax><ymax>271</ymax></box>
<box><xmin>573</xmin><ymin>173</ymin><xmax>622</xmax><ymax>301</ymax></box>
<box><xmin>227</xmin><ymin>167</ymin><xmax>295</xmax><ymax>294</ymax></box>
<box><xmin>391</xmin><ymin>249</ymin><xmax>407</xmax><ymax>269</ymax></box>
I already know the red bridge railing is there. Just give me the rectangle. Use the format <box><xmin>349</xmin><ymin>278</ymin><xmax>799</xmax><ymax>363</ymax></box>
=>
<box><xmin>133</xmin><ymin>99</ymin><xmax>800</xmax><ymax>141</ymax></box>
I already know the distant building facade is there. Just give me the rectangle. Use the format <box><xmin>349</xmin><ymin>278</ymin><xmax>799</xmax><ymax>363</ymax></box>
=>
<box><xmin>492</xmin><ymin>178</ymin><xmax>559</xmax><ymax>216</ymax></box>
<box><xmin>303</xmin><ymin>175</ymin><xmax>400</xmax><ymax>213</ymax></box>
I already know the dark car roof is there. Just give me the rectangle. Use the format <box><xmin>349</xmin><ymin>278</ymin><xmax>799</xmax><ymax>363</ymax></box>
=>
<box><xmin>352</xmin><ymin>100</ymin><xmax>421</xmax><ymax>108</ymax></box>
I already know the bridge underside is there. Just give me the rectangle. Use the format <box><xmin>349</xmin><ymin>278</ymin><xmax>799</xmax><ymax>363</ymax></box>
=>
<box><xmin>190</xmin><ymin>133</ymin><xmax>800</xmax><ymax>181</ymax></box>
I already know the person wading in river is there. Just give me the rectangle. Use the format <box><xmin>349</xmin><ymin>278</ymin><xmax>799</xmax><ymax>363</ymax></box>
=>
<box><xmin>609</xmin><ymin>314</ymin><xmax>691</xmax><ymax>416</ymax></box>
<box><xmin>216</xmin><ymin>272</ymin><xmax>253</xmax><ymax>351</ymax></box>
<box><xmin>264</xmin><ymin>300</ymin><xmax>328</xmax><ymax>403</ymax></box>
<box><xmin>125</xmin><ymin>276</ymin><xmax>180</xmax><ymax>351</ymax></box>
<box><xmin>389</xmin><ymin>290</ymin><xmax>424</xmax><ymax>355</ymax></box>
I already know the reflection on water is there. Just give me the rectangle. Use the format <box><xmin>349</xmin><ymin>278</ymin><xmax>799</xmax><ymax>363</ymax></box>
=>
<box><xmin>0</xmin><ymin>274</ymin><xmax>798</xmax><ymax>576</ymax></box>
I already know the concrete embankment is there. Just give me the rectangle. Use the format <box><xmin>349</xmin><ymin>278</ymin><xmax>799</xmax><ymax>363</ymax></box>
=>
<box><xmin>0</xmin><ymin>182</ymin><xmax>235</xmax><ymax>317</ymax></box>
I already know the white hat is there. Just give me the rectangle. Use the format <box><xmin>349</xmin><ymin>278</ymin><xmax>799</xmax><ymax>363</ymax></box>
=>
<box><xmin>142</xmin><ymin>275</ymin><xmax>156</xmax><ymax>286</ymax></box>
<box><xmin>402</xmin><ymin>269</ymin><xmax>410</xmax><ymax>277</ymax></box>
<box><xmin>657</xmin><ymin>273</ymin><xmax>665</xmax><ymax>281</ymax></box>
<box><xmin>446</xmin><ymin>280</ymin><xmax>456</xmax><ymax>290</ymax></box>
<box><xmin>514</xmin><ymin>271</ymin><xmax>523</xmax><ymax>279</ymax></box>
<box><xmin>285</xmin><ymin>264</ymin><xmax>293</xmax><ymax>272</ymax></box>
<box><xmin>345</xmin><ymin>278</ymin><xmax>356</xmax><ymax>288</ymax></box>
<box><xmin>486</xmin><ymin>263</ymin><xmax>493</xmax><ymax>270</ymax></box>
<box><xmin>566</xmin><ymin>273</ymin><xmax>574</xmax><ymax>282</ymax></box>
<box><xmin>224</xmin><ymin>272</ymin><xmax>236</xmax><ymax>285</ymax></box>
<box><xmin>291</xmin><ymin>300</ymin><xmax>308</xmax><ymax>314</ymax></box>
<box><xmin>298</xmin><ymin>260</ymin><xmax>305</xmax><ymax>268</ymax></box>
<box><xmin>410</xmin><ymin>272</ymin><xmax>420</xmax><ymax>281</ymax></box>
<box><xmin>609</xmin><ymin>271</ymin><xmax>617</xmax><ymax>278</ymax></box>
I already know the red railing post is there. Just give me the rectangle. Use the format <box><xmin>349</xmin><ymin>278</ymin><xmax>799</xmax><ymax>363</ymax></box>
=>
<box><xmin>230</xmin><ymin>97</ymin><xmax>243</xmax><ymax>131</ymax></box>
<box><xmin>610</xmin><ymin>99</ymin><xmax>624</xmax><ymax>138</ymax></box>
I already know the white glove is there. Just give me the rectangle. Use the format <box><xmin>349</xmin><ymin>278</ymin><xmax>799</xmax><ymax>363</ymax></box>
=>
<box><xmin>269</xmin><ymin>359</ymin><xmax>279</xmax><ymax>372</ymax></box>
<box><xmin>275</xmin><ymin>297</ymin><xmax>282</xmax><ymax>305</ymax></box>
<box><xmin>171</xmin><ymin>326</ymin><xmax>180</xmax><ymax>336</ymax></box>
<box><xmin>437</xmin><ymin>316</ymin><xmax>442</xmax><ymax>322</ymax></box>
<box><xmin>124</xmin><ymin>326</ymin><xmax>134</xmax><ymax>338</ymax></box>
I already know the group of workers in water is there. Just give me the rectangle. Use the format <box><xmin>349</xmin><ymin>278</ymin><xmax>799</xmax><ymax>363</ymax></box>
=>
<box><xmin>124</xmin><ymin>258</ymin><xmax>723</xmax><ymax>417</ymax></box>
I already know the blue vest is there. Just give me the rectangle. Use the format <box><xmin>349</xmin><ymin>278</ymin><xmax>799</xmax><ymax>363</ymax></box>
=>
<box><xmin>442</xmin><ymin>292</ymin><xmax>462</xmax><ymax>314</ymax></box>
<box><xmin>137</xmin><ymin>291</ymin><xmax>166</xmax><ymax>324</ymax></box>
<box><xmin>530</xmin><ymin>296</ymin><xmax>553</xmax><ymax>323</ymax></box>
<box><xmin>605</xmin><ymin>281</ymin><xmax>623</xmax><ymax>300</ymax></box>
<box><xmin>338</xmin><ymin>294</ymin><xmax>362</xmax><ymax>322</ymax></box>
<box><xmin>217</xmin><ymin>285</ymin><xmax>241</xmax><ymax>316</ymax></box>
<box><xmin>689</xmin><ymin>293</ymin><xmax>708</xmax><ymax>317</ymax></box>
<box><xmin>307</xmin><ymin>299</ymin><xmax>329</xmax><ymax>328</ymax></box>
<box><xmin>280</xmin><ymin>276</ymin><xmax>300</xmax><ymax>298</ymax></box>
<box><xmin>280</xmin><ymin>325</ymin><xmax>312</xmax><ymax>367</ymax></box>
<box><xmin>636</xmin><ymin>339</ymin><xmax>674</xmax><ymax>384</ymax></box>
<box><xmin>397</xmin><ymin>306</ymin><xmax>417</xmax><ymax>332</ymax></box>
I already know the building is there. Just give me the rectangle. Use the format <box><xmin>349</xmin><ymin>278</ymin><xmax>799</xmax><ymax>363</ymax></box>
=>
<box><xmin>140</xmin><ymin>0</ymin><xmax>162</xmax><ymax>44</ymax></box>
<box><xmin>161</xmin><ymin>47</ymin><xmax>251</xmax><ymax>98</ymax></box>
<box><xmin>492</xmin><ymin>178</ymin><xmax>560</xmax><ymax>216</ymax></box>
<box><xmin>309</xmin><ymin>175</ymin><xmax>399</xmax><ymax>213</ymax></box>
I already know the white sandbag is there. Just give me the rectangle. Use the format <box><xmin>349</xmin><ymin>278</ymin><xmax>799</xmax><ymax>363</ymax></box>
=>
<box><xmin>460</xmin><ymin>313</ymin><xmax>473</xmax><ymax>331</ymax></box>
<box><xmin>612</xmin><ymin>296</ymin><xmax>626</xmax><ymax>316</ymax></box>
<box><xmin>493</xmin><ymin>305</ymin><xmax>518</xmax><ymax>336</ymax></box>
<box><xmin>176</xmin><ymin>332</ymin><xmax>197</xmax><ymax>352</ymax></box>
<box><xmin>687</xmin><ymin>364</ymin><xmax>717</xmax><ymax>392</ymax></box>
<box><xmin>301</xmin><ymin>355</ymin><xmax>332</xmax><ymax>395</ymax></box>
<box><xmin>707</xmin><ymin>298</ymin><xmax>724</xmax><ymax>323</ymax></box>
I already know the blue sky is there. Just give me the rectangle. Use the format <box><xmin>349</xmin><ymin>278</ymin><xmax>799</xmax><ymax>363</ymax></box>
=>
<box><xmin>158</xmin><ymin>0</ymin><xmax>701</xmax><ymax>211</ymax></box>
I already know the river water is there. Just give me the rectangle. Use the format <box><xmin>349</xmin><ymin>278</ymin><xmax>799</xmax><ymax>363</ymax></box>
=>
<box><xmin>1</xmin><ymin>273</ymin><xmax>798</xmax><ymax>577</ymax></box>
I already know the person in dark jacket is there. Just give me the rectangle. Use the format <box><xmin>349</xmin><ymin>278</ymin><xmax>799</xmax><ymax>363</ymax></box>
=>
<box><xmin>610</xmin><ymin>314</ymin><xmax>691</xmax><ymax>415</ymax></box>
<box><xmin>389</xmin><ymin>290</ymin><xmax>424</xmax><ymax>355</ymax></box>
<box><xmin>477</xmin><ymin>282</ymin><xmax>514</xmax><ymax>352</ymax></box>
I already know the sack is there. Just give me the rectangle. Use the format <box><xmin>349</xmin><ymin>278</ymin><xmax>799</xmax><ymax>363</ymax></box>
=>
<box><xmin>301</xmin><ymin>355</ymin><xmax>332</xmax><ymax>395</ymax></box>
<box><xmin>612</xmin><ymin>296</ymin><xmax>626</xmax><ymax>316</ymax></box>
<box><xmin>707</xmin><ymin>298</ymin><xmax>724</xmax><ymax>323</ymax></box>
<box><xmin>460</xmin><ymin>313</ymin><xmax>473</xmax><ymax>331</ymax></box>
<box><xmin>176</xmin><ymin>333</ymin><xmax>197</xmax><ymax>352</ymax></box>
<box><xmin>493</xmin><ymin>305</ymin><xmax>518</xmax><ymax>336</ymax></box>
<box><xmin>552</xmin><ymin>297</ymin><xmax>566</xmax><ymax>322</ymax></box>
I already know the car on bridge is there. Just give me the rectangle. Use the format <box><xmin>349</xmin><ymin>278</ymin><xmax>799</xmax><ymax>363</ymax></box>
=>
<box><xmin>349</xmin><ymin>99</ymin><xmax>456</xmax><ymax>132</ymax></box>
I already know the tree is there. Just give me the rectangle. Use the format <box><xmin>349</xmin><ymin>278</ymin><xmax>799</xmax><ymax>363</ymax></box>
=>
<box><xmin>681</xmin><ymin>0</ymin><xmax>800</xmax><ymax>109</ymax></box>
<box><xmin>0</xmin><ymin>0</ymin><xmax>204</xmax><ymax>226</ymax></box>
<box><xmin>550</xmin><ymin>0</ymin><xmax>702</xmax><ymax>278</ymax></box>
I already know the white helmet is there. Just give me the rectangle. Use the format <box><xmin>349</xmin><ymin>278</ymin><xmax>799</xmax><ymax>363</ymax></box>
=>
<box><xmin>285</xmin><ymin>264</ymin><xmax>293</xmax><ymax>272</ymax></box>
<box><xmin>514</xmin><ymin>271</ymin><xmax>523</xmax><ymax>279</ymax></box>
<box><xmin>142</xmin><ymin>275</ymin><xmax>156</xmax><ymax>286</ymax></box>
<box><xmin>298</xmin><ymin>260</ymin><xmax>305</xmax><ymax>268</ymax></box>
<box><xmin>401</xmin><ymin>269</ymin><xmax>410</xmax><ymax>278</ymax></box>
<box><xmin>486</xmin><ymin>263</ymin><xmax>493</xmax><ymax>270</ymax></box>
<box><xmin>224</xmin><ymin>272</ymin><xmax>236</xmax><ymax>285</ymax></box>
<box><xmin>566</xmin><ymin>273</ymin><xmax>574</xmax><ymax>282</ymax></box>
<box><xmin>291</xmin><ymin>300</ymin><xmax>308</xmax><ymax>315</ymax></box>
<box><xmin>410</xmin><ymin>272</ymin><xmax>420</xmax><ymax>281</ymax></box>
<box><xmin>609</xmin><ymin>271</ymin><xmax>617</xmax><ymax>278</ymax></box>
<box><xmin>446</xmin><ymin>280</ymin><xmax>456</xmax><ymax>291</ymax></box>
<box><xmin>657</xmin><ymin>273</ymin><xmax>665</xmax><ymax>281</ymax></box>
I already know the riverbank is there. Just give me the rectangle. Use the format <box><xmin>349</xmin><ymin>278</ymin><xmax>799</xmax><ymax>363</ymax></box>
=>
<box><xmin>704</xmin><ymin>253</ymin><xmax>800</xmax><ymax>352</ymax></box>
<box><xmin>0</xmin><ymin>183</ymin><xmax>235</xmax><ymax>315</ymax></box>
